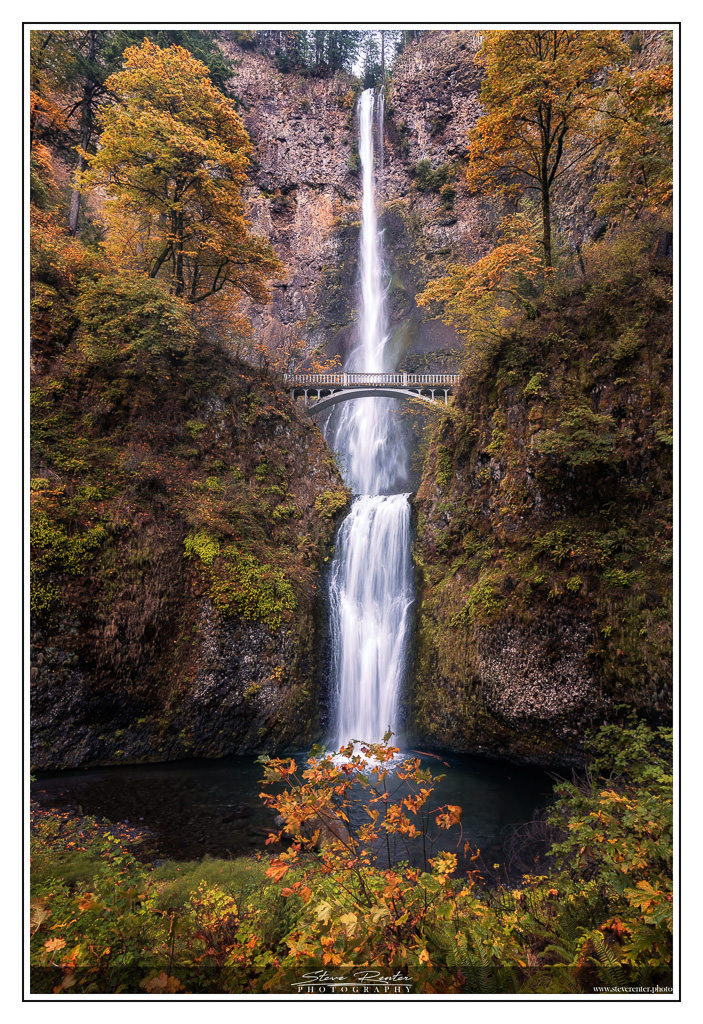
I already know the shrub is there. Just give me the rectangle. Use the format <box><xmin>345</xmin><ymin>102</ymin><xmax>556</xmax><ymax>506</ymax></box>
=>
<box><xmin>30</xmin><ymin>725</ymin><xmax>672</xmax><ymax>993</ymax></box>
<box><xmin>532</xmin><ymin>407</ymin><xmax>617</xmax><ymax>469</ymax></box>
<box><xmin>412</xmin><ymin>159</ymin><xmax>451</xmax><ymax>194</ymax></box>
<box><xmin>75</xmin><ymin>273</ymin><xmax>198</xmax><ymax>370</ymax></box>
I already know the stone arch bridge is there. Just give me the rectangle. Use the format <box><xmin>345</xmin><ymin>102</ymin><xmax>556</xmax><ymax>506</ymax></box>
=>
<box><xmin>284</xmin><ymin>372</ymin><xmax>460</xmax><ymax>414</ymax></box>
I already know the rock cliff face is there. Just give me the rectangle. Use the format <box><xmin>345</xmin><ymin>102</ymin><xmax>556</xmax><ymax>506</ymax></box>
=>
<box><xmin>218</xmin><ymin>40</ymin><xmax>362</xmax><ymax>361</ymax></box>
<box><xmin>218</xmin><ymin>32</ymin><xmax>492</xmax><ymax>371</ymax></box>
<box><xmin>383</xmin><ymin>31</ymin><xmax>488</xmax><ymax>261</ymax></box>
<box><xmin>379</xmin><ymin>32</ymin><xmax>489</xmax><ymax>370</ymax></box>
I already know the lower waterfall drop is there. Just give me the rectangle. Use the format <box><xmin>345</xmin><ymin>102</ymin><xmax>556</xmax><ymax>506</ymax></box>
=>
<box><xmin>328</xmin><ymin>494</ymin><xmax>413</xmax><ymax>749</ymax></box>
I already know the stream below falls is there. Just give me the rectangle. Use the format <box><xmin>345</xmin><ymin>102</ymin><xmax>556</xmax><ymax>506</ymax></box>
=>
<box><xmin>31</xmin><ymin>752</ymin><xmax>555</xmax><ymax>880</ymax></box>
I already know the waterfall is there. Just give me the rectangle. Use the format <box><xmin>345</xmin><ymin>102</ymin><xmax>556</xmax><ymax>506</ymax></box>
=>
<box><xmin>325</xmin><ymin>89</ymin><xmax>414</xmax><ymax>750</ymax></box>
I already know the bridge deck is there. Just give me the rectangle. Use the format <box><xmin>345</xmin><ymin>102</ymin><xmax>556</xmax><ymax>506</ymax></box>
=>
<box><xmin>284</xmin><ymin>372</ymin><xmax>460</xmax><ymax>387</ymax></box>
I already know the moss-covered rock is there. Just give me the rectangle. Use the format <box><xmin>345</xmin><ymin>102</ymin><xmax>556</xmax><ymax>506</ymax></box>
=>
<box><xmin>411</xmin><ymin>227</ymin><xmax>672</xmax><ymax>766</ymax></box>
<box><xmin>30</xmin><ymin>330</ymin><xmax>349</xmax><ymax>769</ymax></box>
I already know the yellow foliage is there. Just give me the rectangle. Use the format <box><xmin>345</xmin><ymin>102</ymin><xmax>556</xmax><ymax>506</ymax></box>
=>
<box><xmin>595</xmin><ymin>66</ymin><xmax>673</xmax><ymax>220</ymax></box>
<box><xmin>81</xmin><ymin>40</ymin><xmax>282</xmax><ymax>305</ymax></box>
<box><xmin>466</xmin><ymin>31</ymin><xmax>629</xmax><ymax>264</ymax></box>
<box><xmin>416</xmin><ymin>212</ymin><xmax>547</xmax><ymax>361</ymax></box>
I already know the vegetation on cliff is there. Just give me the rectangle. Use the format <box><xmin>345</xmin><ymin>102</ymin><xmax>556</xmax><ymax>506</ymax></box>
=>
<box><xmin>412</xmin><ymin>29</ymin><xmax>673</xmax><ymax>763</ymax></box>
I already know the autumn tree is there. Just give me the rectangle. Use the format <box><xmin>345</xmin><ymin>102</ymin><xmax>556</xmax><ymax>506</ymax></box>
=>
<box><xmin>81</xmin><ymin>40</ymin><xmax>281</xmax><ymax>305</ymax></box>
<box><xmin>595</xmin><ymin>64</ymin><xmax>673</xmax><ymax>221</ymax></box>
<box><xmin>416</xmin><ymin>212</ymin><xmax>548</xmax><ymax>373</ymax></box>
<box><xmin>31</xmin><ymin>31</ymin><xmax>126</xmax><ymax>234</ymax></box>
<box><xmin>466</xmin><ymin>30</ymin><xmax>628</xmax><ymax>266</ymax></box>
<box><xmin>31</xmin><ymin>31</ymin><xmax>237</xmax><ymax>236</ymax></box>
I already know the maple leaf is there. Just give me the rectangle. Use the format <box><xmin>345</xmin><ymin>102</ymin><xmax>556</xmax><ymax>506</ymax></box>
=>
<box><xmin>370</xmin><ymin>904</ymin><xmax>390</xmax><ymax>925</ymax></box>
<box><xmin>315</xmin><ymin>900</ymin><xmax>332</xmax><ymax>924</ymax></box>
<box><xmin>435</xmin><ymin>804</ymin><xmax>462</xmax><ymax>829</ymax></box>
<box><xmin>339</xmin><ymin>912</ymin><xmax>358</xmax><ymax>937</ymax></box>
<box><xmin>43</xmin><ymin>937</ymin><xmax>66</xmax><ymax>953</ymax></box>
<box><xmin>140</xmin><ymin>972</ymin><xmax>186</xmax><ymax>994</ymax></box>
<box><xmin>265</xmin><ymin>859</ymin><xmax>290</xmax><ymax>883</ymax></box>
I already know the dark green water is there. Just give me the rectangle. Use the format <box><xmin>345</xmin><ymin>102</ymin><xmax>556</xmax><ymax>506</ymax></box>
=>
<box><xmin>31</xmin><ymin>750</ymin><xmax>555</xmax><ymax>876</ymax></box>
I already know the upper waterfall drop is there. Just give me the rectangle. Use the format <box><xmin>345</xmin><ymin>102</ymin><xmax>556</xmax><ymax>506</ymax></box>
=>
<box><xmin>324</xmin><ymin>89</ymin><xmax>414</xmax><ymax>751</ymax></box>
<box><xmin>327</xmin><ymin>89</ymin><xmax>408</xmax><ymax>497</ymax></box>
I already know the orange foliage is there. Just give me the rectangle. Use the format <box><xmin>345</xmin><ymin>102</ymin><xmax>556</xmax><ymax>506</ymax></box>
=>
<box><xmin>29</xmin><ymin>88</ymin><xmax>68</xmax><ymax>143</ymax></box>
<box><xmin>80</xmin><ymin>40</ymin><xmax>282</xmax><ymax>309</ymax></box>
<box><xmin>417</xmin><ymin>212</ymin><xmax>548</xmax><ymax>343</ymax></box>
<box><xmin>466</xmin><ymin>31</ymin><xmax>629</xmax><ymax>264</ymax></box>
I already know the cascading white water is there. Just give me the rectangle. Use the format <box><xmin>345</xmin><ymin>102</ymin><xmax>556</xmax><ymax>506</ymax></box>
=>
<box><xmin>325</xmin><ymin>89</ymin><xmax>413</xmax><ymax>750</ymax></box>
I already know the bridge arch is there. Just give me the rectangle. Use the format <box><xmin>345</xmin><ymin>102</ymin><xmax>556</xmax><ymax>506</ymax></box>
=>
<box><xmin>292</xmin><ymin>386</ymin><xmax>446</xmax><ymax>414</ymax></box>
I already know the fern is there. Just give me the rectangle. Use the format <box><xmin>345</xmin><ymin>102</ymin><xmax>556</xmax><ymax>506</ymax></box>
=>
<box><xmin>589</xmin><ymin>930</ymin><xmax>628</xmax><ymax>988</ymax></box>
<box><xmin>444</xmin><ymin>930</ymin><xmax>511</xmax><ymax>993</ymax></box>
<box><xmin>542</xmin><ymin>939</ymin><xmax>579</xmax><ymax>966</ymax></box>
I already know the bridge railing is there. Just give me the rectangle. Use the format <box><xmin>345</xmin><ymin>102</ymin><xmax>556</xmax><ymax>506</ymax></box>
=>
<box><xmin>284</xmin><ymin>372</ymin><xmax>460</xmax><ymax>387</ymax></box>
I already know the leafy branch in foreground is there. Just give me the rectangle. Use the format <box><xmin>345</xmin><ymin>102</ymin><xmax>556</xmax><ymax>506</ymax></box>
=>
<box><xmin>257</xmin><ymin>737</ymin><xmax>470</xmax><ymax>968</ymax></box>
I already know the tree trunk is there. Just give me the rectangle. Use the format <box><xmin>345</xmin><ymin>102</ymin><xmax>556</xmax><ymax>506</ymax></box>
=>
<box><xmin>541</xmin><ymin>185</ymin><xmax>552</xmax><ymax>268</ymax></box>
<box><xmin>68</xmin><ymin>31</ymin><xmax>96</xmax><ymax>237</ymax></box>
<box><xmin>173</xmin><ymin>210</ymin><xmax>185</xmax><ymax>296</ymax></box>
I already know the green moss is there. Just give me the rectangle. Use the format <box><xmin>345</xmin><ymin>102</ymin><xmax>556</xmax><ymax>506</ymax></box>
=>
<box><xmin>435</xmin><ymin>445</ymin><xmax>453</xmax><ymax>488</ymax></box>
<box><xmin>611</xmin><ymin>326</ymin><xmax>643</xmax><ymax>361</ymax></box>
<box><xmin>31</xmin><ymin>510</ymin><xmax>108</xmax><ymax>577</ymax></box>
<box><xmin>183</xmin><ymin>530</ymin><xmax>221</xmax><ymax>567</ymax></box>
<box><xmin>30</xmin><ymin>565</ymin><xmax>61</xmax><ymax>617</ymax></box>
<box><xmin>485</xmin><ymin>410</ymin><xmax>507</xmax><ymax>455</ymax></box>
<box><xmin>210</xmin><ymin>547</ymin><xmax>296</xmax><ymax>631</ymax></box>
<box><xmin>451</xmin><ymin>568</ymin><xmax>505</xmax><ymax>629</ymax></box>
<box><xmin>314</xmin><ymin>487</ymin><xmax>349</xmax><ymax>519</ymax></box>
